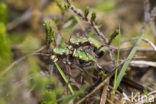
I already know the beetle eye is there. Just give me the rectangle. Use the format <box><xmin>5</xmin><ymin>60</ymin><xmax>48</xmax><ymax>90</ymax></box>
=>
<box><xmin>51</xmin><ymin>55</ymin><xmax>56</xmax><ymax>60</ymax></box>
<box><xmin>68</xmin><ymin>45</ymin><xmax>73</xmax><ymax>50</ymax></box>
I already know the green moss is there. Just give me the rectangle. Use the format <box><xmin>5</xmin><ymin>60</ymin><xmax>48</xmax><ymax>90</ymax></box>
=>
<box><xmin>0</xmin><ymin>23</ymin><xmax>12</xmax><ymax>70</ymax></box>
<box><xmin>27</xmin><ymin>56</ymin><xmax>63</xmax><ymax>104</ymax></box>
<box><xmin>41</xmin><ymin>90</ymin><xmax>56</xmax><ymax>104</ymax></box>
<box><xmin>0</xmin><ymin>3</ymin><xmax>7</xmax><ymax>24</ymax></box>
<box><xmin>0</xmin><ymin>3</ymin><xmax>11</xmax><ymax>70</ymax></box>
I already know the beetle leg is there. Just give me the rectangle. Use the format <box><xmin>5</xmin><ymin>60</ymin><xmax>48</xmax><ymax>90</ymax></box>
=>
<box><xmin>49</xmin><ymin>61</ymin><xmax>55</xmax><ymax>76</ymax></box>
<box><xmin>66</xmin><ymin>64</ymin><xmax>72</xmax><ymax>75</ymax></box>
<box><xmin>66</xmin><ymin>55</ymin><xmax>71</xmax><ymax>65</ymax></box>
<box><xmin>88</xmin><ymin>51</ymin><xmax>98</xmax><ymax>58</ymax></box>
<box><xmin>94</xmin><ymin>59</ymin><xmax>102</xmax><ymax>69</ymax></box>
<box><xmin>72</xmin><ymin>65</ymin><xmax>83</xmax><ymax>71</ymax></box>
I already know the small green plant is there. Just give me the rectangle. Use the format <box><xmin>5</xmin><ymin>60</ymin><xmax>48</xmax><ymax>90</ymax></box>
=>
<box><xmin>55</xmin><ymin>0</ymin><xmax>65</xmax><ymax>14</ymax></box>
<box><xmin>27</xmin><ymin>56</ymin><xmax>63</xmax><ymax>104</ymax></box>
<box><xmin>113</xmin><ymin>28</ymin><xmax>121</xmax><ymax>94</ymax></box>
<box><xmin>84</xmin><ymin>7</ymin><xmax>90</xmax><ymax>18</ymax></box>
<box><xmin>0</xmin><ymin>3</ymin><xmax>12</xmax><ymax>71</ymax></box>
<box><xmin>54</xmin><ymin>62</ymin><xmax>74</xmax><ymax>94</ymax></box>
<box><xmin>91</xmin><ymin>11</ymin><xmax>96</xmax><ymax>22</ymax></box>
<box><xmin>56</xmin><ymin>85</ymin><xmax>88</xmax><ymax>104</ymax></box>
<box><xmin>44</xmin><ymin>20</ymin><xmax>56</xmax><ymax>46</ymax></box>
<box><xmin>115</xmin><ymin>34</ymin><xmax>144</xmax><ymax>90</ymax></box>
<box><xmin>143</xmin><ymin>87</ymin><xmax>149</xmax><ymax>104</ymax></box>
<box><xmin>0</xmin><ymin>3</ymin><xmax>7</xmax><ymax>24</ymax></box>
<box><xmin>41</xmin><ymin>90</ymin><xmax>57</xmax><ymax>104</ymax></box>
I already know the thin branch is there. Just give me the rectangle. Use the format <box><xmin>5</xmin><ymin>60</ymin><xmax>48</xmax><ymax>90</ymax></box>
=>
<box><xmin>142</xmin><ymin>38</ymin><xmax>156</xmax><ymax>51</ymax></box>
<box><xmin>144</xmin><ymin>0</ymin><xmax>156</xmax><ymax>40</ymax></box>
<box><xmin>1</xmin><ymin>46</ymin><xmax>46</xmax><ymax>76</ymax></box>
<box><xmin>130</xmin><ymin>60</ymin><xmax>156</xmax><ymax>68</ymax></box>
<box><xmin>76</xmin><ymin>72</ymin><xmax>113</xmax><ymax>104</ymax></box>
<box><xmin>121</xmin><ymin>37</ymin><xmax>156</xmax><ymax>51</ymax></box>
<box><xmin>65</xmin><ymin>0</ymin><xmax>108</xmax><ymax>44</ymax></box>
<box><xmin>100</xmin><ymin>82</ymin><xmax>109</xmax><ymax>104</ymax></box>
<box><xmin>76</xmin><ymin>62</ymin><xmax>125</xmax><ymax>104</ymax></box>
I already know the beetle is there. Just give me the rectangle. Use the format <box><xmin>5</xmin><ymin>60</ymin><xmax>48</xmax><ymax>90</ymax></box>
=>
<box><xmin>53</xmin><ymin>47</ymin><xmax>72</xmax><ymax>55</ymax></box>
<box><xmin>69</xmin><ymin>33</ymin><xmax>106</xmax><ymax>57</ymax></box>
<box><xmin>52</xmin><ymin>46</ymin><xmax>95</xmax><ymax>62</ymax></box>
<box><xmin>50</xmin><ymin>46</ymin><xmax>96</xmax><ymax>75</ymax></box>
<box><xmin>73</xmin><ymin>49</ymin><xmax>94</xmax><ymax>61</ymax></box>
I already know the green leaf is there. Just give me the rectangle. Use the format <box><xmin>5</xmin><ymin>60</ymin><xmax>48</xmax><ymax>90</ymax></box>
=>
<box><xmin>115</xmin><ymin>34</ymin><xmax>143</xmax><ymax>89</ymax></box>
<box><xmin>64</xmin><ymin>3</ymin><xmax>70</xmax><ymax>9</ymax></box>
<box><xmin>55</xmin><ymin>0</ymin><xmax>65</xmax><ymax>14</ymax></box>
<box><xmin>53</xmin><ymin>17</ymin><xmax>59</xmax><ymax>26</ymax></box>
<box><xmin>113</xmin><ymin>28</ymin><xmax>121</xmax><ymax>94</ymax></box>
<box><xmin>84</xmin><ymin>7</ymin><xmax>90</xmax><ymax>18</ymax></box>
<box><xmin>91</xmin><ymin>11</ymin><xmax>96</xmax><ymax>22</ymax></box>
<box><xmin>143</xmin><ymin>87</ymin><xmax>149</xmax><ymax>104</ymax></box>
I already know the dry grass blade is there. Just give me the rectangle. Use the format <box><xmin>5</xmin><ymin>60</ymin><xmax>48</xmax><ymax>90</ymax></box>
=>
<box><xmin>130</xmin><ymin>60</ymin><xmax>156</xmax><ymax>68</ymax></box>
<box><xmin>100</xmin><ymin>83</ymin><xmax>109</xmax><ymax>104</ymax></box>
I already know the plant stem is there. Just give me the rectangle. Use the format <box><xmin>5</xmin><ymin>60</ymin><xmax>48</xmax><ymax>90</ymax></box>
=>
<box><xmin>113</xmin><ymin>28</ymin><xmax>121</xmax><ymax>94</ymax></box>
<box><xmin>115</xmin><ymin>34</ymin><xmax>144</xmax><ymax>90</ymax></box>
<box><xmin>54</xmin><ymin>62</ymin><xmax>74</xmax><ymax>95</ymax></box>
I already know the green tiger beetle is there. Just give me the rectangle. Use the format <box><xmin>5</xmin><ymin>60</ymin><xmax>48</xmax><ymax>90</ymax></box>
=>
<box><xmin>50</xmin><ymin>45</ymin><xmax>100</xmax><ymax>74</ymax></box>
<box><xmin>44</xmin><ymin>20</ymin><xmax>101</xmax><ymax>74</ymax></box>
<box><xmin>73</xmin><ymin>48</ymin><xmax>94</xmax><ymax>61</ymax></box>
<box><xmin>53</xmin><ymin>47</ymin><xmax>73</xmax><ymax>56</ymax></box>
<box><xmin>50</xmin><ymin>33</ymin><xmax>105</xmax><ymax>73</ymax></box>
<box><xmin>69</xmin><ymin>33</ymin><xmax>106</xmax><ymax>57</ymax></box>
<box><xmin>51</xmin><ymin>46</ymin><xmax>95</xmax><ymax>62</ymax></box>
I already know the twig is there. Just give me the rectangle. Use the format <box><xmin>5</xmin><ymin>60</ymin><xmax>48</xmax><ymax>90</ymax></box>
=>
<box><xmin>76</xmin><ymin>61</ymin><xmax>125</xmax><ymax>104</ymax></box>
<box><xmin>130</xmin><ymin>60</ymin><xmax>156</xmax><ymax>68</ymax></box>
<box><xmin>65</xmin><ymin>0</ymin><xmax>108</xmax><ymax>44</ymax></box>
<box><xmin>143</xmin><ymin>0</ymin><xmax>156</xmax><ymax>40</ymax></box>
<box><xmin>143</xmin><ymin>38</ymin><xmax>156</xmax><ymax>51</ymax></box>
<box><xmin>146</xmin><ymin>0</ymin><xmax>156</xmax><ymax>40</ymax></box>
<box><xmin>100</xmin><ymin>81</ymin><xmax>109</xmax><ymax>104</ymax></box>
<box><xmin>1</xmin><ymin>46</ymin><xmax>46</xmax><ymax>76</ymax></box>
<box><xmin>122</xmin><ymin>77</ymin><xmax>154</xmax><ymax>92</ymax></box>
<box><xmin>76</xmin><ymin>72</ymin><xmax>113</xmax><ymax>104</ymax></box>
<box><xmin>106</xmin><ymin>98</ymin><xmax>114</xmax><ymax>104</ymax></box>
<box><xmin>121</xmin><ymin>37</ymin><xmax>156</xmax><ymax>51</ymax></box>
